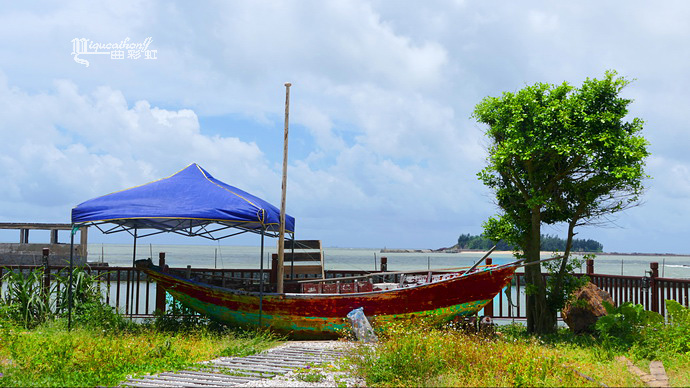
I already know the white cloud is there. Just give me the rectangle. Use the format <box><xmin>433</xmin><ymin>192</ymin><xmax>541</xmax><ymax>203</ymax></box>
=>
<box><xmin>0</xmin><ymin>76</ymin><xmax>276</xmax><ymax>220</ymax></box>
<box><xmin>527</xmin><ymin>10</ymin><xmax>559</xmax><ymax>33</ymax></box>
<box><xmin>1</xmin><ymin>1</ymin><xmax>690</xmax><ymax>252</ymax></box>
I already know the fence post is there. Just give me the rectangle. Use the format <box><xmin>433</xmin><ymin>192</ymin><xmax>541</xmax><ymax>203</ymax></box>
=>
<box><xmin>380</xmin><ymin>257</ymin><xmax>388</xmax><ymax>282</ymax></box>
<box><xmin>484</xmin><ymin>258</ymin><xmax>494</xmax><ymax>317</ymax></box>
<box><xmin>42</xmin><ymin>248</ymin><xmax>50</xmax><ymax>305</ymax></box>
<box><xmin>586</xmin><ymin>258</ymin><xmax>594</xmax><ymax>275</ymax></box>
<box><xmin>650</xmin><ymin>262</ymin><xmax>659</xmax><ymax>313</ymax></box>
<box><xmin>155</xmin><ymin>253</ymin><xmax>166</xmax><ymax>314</ymax></box>
<box><xmin>270</xmin><ymin>254</ymin><xmax>278</xmax><ymax>284</ymax></box>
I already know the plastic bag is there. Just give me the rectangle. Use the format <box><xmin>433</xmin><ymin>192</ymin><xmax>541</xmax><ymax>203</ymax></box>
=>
<box><xmin>347</xmin><ymin>307</ymin><xmax>378</xmax><ymax>343</ymax></box>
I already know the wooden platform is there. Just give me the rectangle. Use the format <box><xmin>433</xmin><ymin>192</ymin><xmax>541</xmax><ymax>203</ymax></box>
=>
<box><xmin>120</xmin><ymin>342</ymin><xmax>347</xmax><ymax>387</ymax></box>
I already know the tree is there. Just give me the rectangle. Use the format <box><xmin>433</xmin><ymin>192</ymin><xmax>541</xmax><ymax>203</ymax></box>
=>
<box><xmin>457</xmin><ymin>233</ymin><xmax>472</xmax><ymax>248</ymax></box>
<box><xmin>473</xmin><ymin>71</ymin><xmax>649</xmax><ymax>334</ymax></box>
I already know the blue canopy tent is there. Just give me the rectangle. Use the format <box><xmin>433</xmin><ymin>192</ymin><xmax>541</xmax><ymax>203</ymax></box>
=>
<box><xmin>71</xmin><ymin>163</ymin><xmax>294</xmax><ymax>239</ymax></box>
<box><xmin>67</xmin><ymin>163</ymin><xmax>295</xmax><ymax>328</ymax></box>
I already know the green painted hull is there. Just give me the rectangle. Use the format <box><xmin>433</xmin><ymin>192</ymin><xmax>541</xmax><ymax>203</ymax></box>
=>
<box><xmin>143</xmin><ymin>264</ymin><xmax>515</xmax><ymax>339</ymax></box>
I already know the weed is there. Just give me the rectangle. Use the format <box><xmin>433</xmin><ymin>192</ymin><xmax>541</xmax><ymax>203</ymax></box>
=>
<box><xmin>0</xmin><ymin>320</ymin><xmax>280</xmax><ymax>387</ymax></box>
<box><xmin>0</xmin><ymin>267</ymin><xmax>116</xmax><ymax>330</ymax></box>
<box><xmin>149</xmin><ymin>293</ymin><xmax>215</xmax><ymax>331</ymax></box>
<box><xmin>295</xmin><ymin>366</ymin><xmax>326</xmax><ymax>383</ymax></box>
<box><xmin>349</xmin><ymin>321</ymin><xmax>645</xmax><ymax>387</ymax></box>
<box><xmin>217</xmin><ymin>329</ymin><xmax>282</xmax><ymax>357</ymax></box>
<box><xmin>0</xmin><ymin>268</ymin><xmax>51</xmax><ymax>327</ymax></box>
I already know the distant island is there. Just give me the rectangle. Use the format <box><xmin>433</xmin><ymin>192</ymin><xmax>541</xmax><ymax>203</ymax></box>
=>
<box><xmin>380</xmin><ymin>233</ymin><xmax>690</xmax><ymax>257</ymax></box>
<box><xmin>381</xmin><ymin>233</ymin><xmax>603</xmax><ymax>254</ymax></box>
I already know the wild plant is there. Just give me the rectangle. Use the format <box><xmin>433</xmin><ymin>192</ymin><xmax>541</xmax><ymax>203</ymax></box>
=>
<box><xmin>625</xmin><ymin>300</ymin><xmax>690</xmax><ymax>359</ymax></box>
<box><xmin>0</xmin><ymin>266</ymin><xmax>122</xmax><ymax>329</ymax></box>
<box><xmin>150</xmin><ymin>293</ymin><xmax>212</xmax><ymax>331</ymax></box>
<box><xmin>0</xmin><ymin>268</ymin><xmax>52</xmax><ymax>328</ymax></box>
<box><xmin>51</xmin><ymin>267</ymin><xmax>102</xmax><ymax>313</ymax></box>
<box><xmin>594</xmin><ymin>301</ymin><xmax>663</xmax><ymax>351</ymax></box>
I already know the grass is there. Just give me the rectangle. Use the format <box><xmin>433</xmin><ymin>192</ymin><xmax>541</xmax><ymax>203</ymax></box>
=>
<box><xmin>0</xmin><ymin>318</ymin><xmax>281</xmax><ymax>387</ymax></box>
<box><xmin>3</xmin><ymin>269</ymin><xmax>687</xmax><ymax>387</ymax></box>
<box><xmin>0</xmin><ymin>267</ymin><xmax>284</xmax><ymax>386</ymax></box>
<box><xmin>347</xmin><ymin>320</ymin><xmax>690</xmax><ymax>387</ymax></box>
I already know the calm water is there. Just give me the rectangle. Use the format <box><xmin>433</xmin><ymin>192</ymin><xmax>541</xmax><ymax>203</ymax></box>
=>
<box><xmin>88</xmin><ymin>244</ymin><xmax>690</xmax><ymax>279</ymax></box>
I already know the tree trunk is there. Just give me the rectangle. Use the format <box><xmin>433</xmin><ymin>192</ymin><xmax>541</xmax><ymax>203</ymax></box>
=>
<box><xmin>525</xmin><ymin>208</ymin><xmax>557</xmax><ymax>334</ymax></box>
<box><xmin>551</xmin><ymin>219</ymin><xmax>577</xmax><ymax>308</ymax></box>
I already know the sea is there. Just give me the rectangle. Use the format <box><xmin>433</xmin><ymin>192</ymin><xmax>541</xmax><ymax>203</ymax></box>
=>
<box><xmin>88</xmin><ymin>243</ymin><xmax>690</xmax><ymax>279</ymax></box>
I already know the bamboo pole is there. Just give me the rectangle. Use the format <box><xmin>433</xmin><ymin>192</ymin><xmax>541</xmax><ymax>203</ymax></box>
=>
<box><xmin>296</xmin><ymin>255</ymin><xmax>566</xmax><ymax>284</ymax></box>
<box><xmin>277</xmin><ymin>83</ymin><xmax>291</xmax><ymax>294</ymax></box>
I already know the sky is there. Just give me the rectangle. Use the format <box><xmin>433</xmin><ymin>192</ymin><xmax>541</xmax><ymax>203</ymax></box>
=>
<box><xmin>0</xmin><ymin>1</ymin><xmax>689</xmax><ymax>253</ymax></box>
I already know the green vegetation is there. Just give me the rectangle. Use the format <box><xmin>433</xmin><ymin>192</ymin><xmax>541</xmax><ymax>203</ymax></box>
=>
<box><xmin>473</xmin><ymin>70</ymin><xmax>649</xmax><ymax>333</ymax></box>
<box><xmin>0</xmin><ymin>321</ymin><xmax>279</xmax><ymax>387</ymax></box>
<box><xmin>349</xmin><ymin>303</ymin><xmax>690</xmax><ymax>387</ymax></box>
<box><xmin>295</xmin><ymin>366</ymin><xmax>327</xmax><ymax>383</ymax></box>
<box><xmin>0</xmin><ymin>267</ymin><xmax>281</xmax><ymax>387</ymax></box>
<box><xmin>456</xmin><ymin>233</ymin><xmax>603</xmax><ymax>252</ymax></box>
<box><xmin>595</xmin><ymin>300</ymin><xmax>690</xmax><ymax>360</ymax></box>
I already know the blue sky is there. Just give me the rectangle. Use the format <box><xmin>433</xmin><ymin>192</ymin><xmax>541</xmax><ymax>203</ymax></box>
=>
<box><xmin>1</xmin><ymin>1</ymin><xmax>689</xmax><ymax>253</ymax></box>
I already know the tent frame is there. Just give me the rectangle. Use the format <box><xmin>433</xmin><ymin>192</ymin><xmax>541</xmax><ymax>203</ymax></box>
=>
<box><xmin>84</xmin><ymin>218</ymin><xmax>286</xmax><ymax>240</ymax></box>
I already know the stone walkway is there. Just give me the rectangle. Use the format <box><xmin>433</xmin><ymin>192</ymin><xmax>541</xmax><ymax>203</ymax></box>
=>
<box><xmin>121</xmin><ymin>341</ymin><xmax>354</xmax><ymax>387</ymax></box>
<box><xmin>618</xmin><ymin>356</ymin><xmax>670</xmax><ymax>387</ymax></box>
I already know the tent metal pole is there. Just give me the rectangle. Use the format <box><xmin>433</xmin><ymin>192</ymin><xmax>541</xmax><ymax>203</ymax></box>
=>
<box><xmin>130</xmin><ymin>228</ymin><xmax>137</xmax><ymax>317</ymax></box>
<box><xmin>259</xmin><ymin>228</ymin><xmax>265</xmax><ymax>327</ymax></box>
<box><xmin>67</xmin><ymin>225</ymin><xmax>75</xmax><ymax>331</ymax></box>
<box><xmin>132</xmin><ymin>228</ymin><xmax>138</xmax><ymax>267</ymax></box>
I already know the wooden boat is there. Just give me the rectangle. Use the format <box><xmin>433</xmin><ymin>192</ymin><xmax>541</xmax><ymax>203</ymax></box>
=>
<box><xmin>136</xmin><ymin>258</ymin><xmax>516</xmax><ymax>339</ymax></box>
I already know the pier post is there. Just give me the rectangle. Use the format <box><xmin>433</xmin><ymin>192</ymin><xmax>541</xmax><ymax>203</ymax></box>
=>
<box><xmin>650</xmin><ymin>262</ymin><xmax>659</xmax><ymax>313</ymax></box>
<box><xmin>79</xmin><ymin>227</ymin><xmax>88</xmax><ymax>260</ymax></box>
<box><xmin>19</xmin><ymin>228</ymin><xmax>29</xmax><ymax>244</ymax></box>
<box><xmin>155</xmin><ymin>253</ymin><xmax>166</xmax><ymax>314</ymax></box>
<box><xmin>484</xmin><ymin>258</ymin><xmax>494</xmax><ymax>317</ymax></box>
<box><xmin>586</xmin><ymin>258</ymin><xmax>594</xmax><ymax>275</ymax></box>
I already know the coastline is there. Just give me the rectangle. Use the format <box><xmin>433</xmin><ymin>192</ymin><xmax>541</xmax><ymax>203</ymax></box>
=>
<box><xmin>381</xmin><ymin>248</ymin><xmax>690</xmax><ymax>257</ymax></box>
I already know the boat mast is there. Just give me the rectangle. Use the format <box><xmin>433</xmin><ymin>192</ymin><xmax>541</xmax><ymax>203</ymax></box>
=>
<box><xmin>277</xmin><ymin>82</ymin><xmax>291</xmax><ymax>294</ymax></box>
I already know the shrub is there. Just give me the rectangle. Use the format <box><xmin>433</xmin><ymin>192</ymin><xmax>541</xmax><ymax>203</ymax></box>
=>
<box><xmin>595</xmin><ymin>300</ymin><xmax>690</xmax><ymax>360</ymax></box>
<box><xmin>631</xmin><ymin>300</ymin><xmax>690</xmax><ymax>359</ymax></box>
<box><xmin>595</xmin><ymin>302</ymin><xmax>663</xmax><ymax>349</ymax></box>
<box><xmin>0</xmin><ymin>266</ymin><xmax>130</xmax><ymax>331</ymax></box>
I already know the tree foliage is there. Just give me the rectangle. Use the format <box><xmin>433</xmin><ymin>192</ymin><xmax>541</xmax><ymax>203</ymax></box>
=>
<box><xmin>473</xmin><ymin>71</ymin><xmax>649</xmax><ymax>333</ymax></box>
<box><xmin>456</xmin><ymin>233</ymin><xmax>602</xmax><ymax>252</ymax></box>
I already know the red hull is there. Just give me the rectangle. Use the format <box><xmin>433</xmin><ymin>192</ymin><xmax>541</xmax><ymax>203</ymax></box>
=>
<box><xmin>142</xmin><ymin>263</ymin><xmax>516</xmax><ymax>339</ymax></box>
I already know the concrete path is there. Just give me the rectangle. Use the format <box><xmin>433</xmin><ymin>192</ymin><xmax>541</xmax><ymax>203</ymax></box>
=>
<box><xmin>120</xmin><ymin>341</ymin><xmax>349</xmax><ymax>388</ymax></box>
